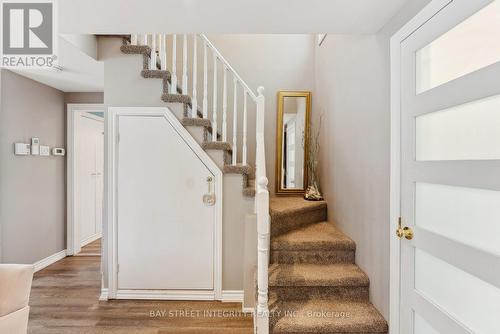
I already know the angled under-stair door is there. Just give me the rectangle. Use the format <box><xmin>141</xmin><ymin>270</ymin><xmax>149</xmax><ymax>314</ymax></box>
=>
<box><xmin>109</xmin><ymin>107</ymin><xmax>222</xmax><ymax>300</ymax></box>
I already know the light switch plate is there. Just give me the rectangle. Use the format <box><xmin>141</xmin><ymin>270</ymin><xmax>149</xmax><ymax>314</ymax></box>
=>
<box><xmin>40</xmin><ymin>145</ymin><xmax>50</xmax><ymax>156</ymax></box>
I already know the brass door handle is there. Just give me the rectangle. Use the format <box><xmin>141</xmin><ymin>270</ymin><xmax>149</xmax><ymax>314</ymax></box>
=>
<box><xmin>396</xmin><ymin>217</ymin><xmax>414</xmax><ymax>240</ymax></box>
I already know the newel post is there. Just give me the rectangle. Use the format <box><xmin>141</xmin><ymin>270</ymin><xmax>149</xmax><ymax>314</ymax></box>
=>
<box><xmin>255</xmin><ymin>86</ymin><xmax>270</xmax><ymax>334</ymax></box>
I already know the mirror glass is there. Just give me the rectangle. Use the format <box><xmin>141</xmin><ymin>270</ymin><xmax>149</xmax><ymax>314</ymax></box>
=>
<box><xmin>279</xmin><ymin>95</ymin><xmax>308</xmax><ymax>191</ymax></box>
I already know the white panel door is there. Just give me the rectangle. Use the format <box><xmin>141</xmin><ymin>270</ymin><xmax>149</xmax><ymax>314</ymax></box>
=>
<box><xmin>399</xmin><ymin>1</ymin><xmax>500</xmax><ymax>333</ymax></box>
<box><xmin>117</xmin><ymin>115</ymin><xmax>215</xmax><ymax>290</ymax></box>
<box><xmin>76</xmin><ymin>114</ymin><xmax>104</xmax><ymax>245</ymax></box>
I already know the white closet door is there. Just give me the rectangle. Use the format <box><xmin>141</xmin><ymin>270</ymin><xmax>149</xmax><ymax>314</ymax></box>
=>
<box><xmin>95</xmin><ymin>125</ymin><xmax>104</xmax><ymax>236</ymax></box>
<box><xmin>399</xmin><ymin>1</ymin><xmax>500</xmax><ymax>333</ymax></box>
<box><xmin>76</xmin><ymin>114</ymin><xmax>104</xmax><ymax>245</ymax></box>
<box><xmin>117</xmin><ymin>115</ymin><xmax>215</xmax><ymax>290</ymax></box>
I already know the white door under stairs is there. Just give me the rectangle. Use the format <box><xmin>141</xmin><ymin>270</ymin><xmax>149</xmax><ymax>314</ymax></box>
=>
<box><xmin>116</xmin><ymin>110</ymin><xmax>218</xmax><ymax>296</ymax></box>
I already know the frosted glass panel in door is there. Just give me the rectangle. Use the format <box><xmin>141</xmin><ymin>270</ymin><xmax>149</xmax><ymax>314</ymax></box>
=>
<box><xmin>415</xmin><ymin>183</ymin><xmax>500</xmax><ymax>256</ymax></box>
<box><xmin>416</xmin><ymin>0</ymin><xmax>500</xmax><ymax>93</ymax></box>
<box><xmin>415</xmin><ymin>249</ymin><xmax>500</xmax><ymax>334</ymax></box>
<box><xmin>414</xmin><ymin>312</ymin><xmax>440</xmax><ymax>334</ymax></box>
<box><xmin>415</xmin><ymin>94</ymin><xmax>500</xmax><ymax>161</ymax></box>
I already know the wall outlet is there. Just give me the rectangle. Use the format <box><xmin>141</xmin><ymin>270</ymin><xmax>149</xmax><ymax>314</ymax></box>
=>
<box><xmin>40</xmin><ymin>145</ymin><xmax>50</xmax><ymax>156</ymax></box>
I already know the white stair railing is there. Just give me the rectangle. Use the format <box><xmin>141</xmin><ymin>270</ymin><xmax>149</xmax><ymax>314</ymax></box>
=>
<box><xmin>255</xmin><ymin>86</ymin><xmax>269</xmax><ymax>334</ymax></box>
<box><xmin>131</xmin><ymin>34</ymin><xmax>269</xmax><ymax>333</ymax></box>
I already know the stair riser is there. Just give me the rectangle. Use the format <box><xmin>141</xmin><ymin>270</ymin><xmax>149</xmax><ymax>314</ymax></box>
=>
<box><xmin>270</xmin><ymin>286</ymin><xmax>369</xmax><ymax>302</ymax></box>
<box><xmin>271</xmin><ymin>250</ymin><xmax>355</xmax><ymax>264</ymax></box>
<box><xmin>271</xmin><ymin>207</ymin><xmax>327</xmax><ymax>237</ymax></box>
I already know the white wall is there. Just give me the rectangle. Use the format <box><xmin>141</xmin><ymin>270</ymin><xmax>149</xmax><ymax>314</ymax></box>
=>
<box><xmin>313</xmin><ymin>0</ymin><xmax>432</xmax><ymax>321</ymax></box>
<box><xmin>207</xmin><ymin>35</ymin><xmax>315</xmax><ymax>193</ymax></box>
<box><xmin>62</xmin><ymin>34</ymin><xmax>98</xmax><ymax>60</ymax></box>
<box><xmin>58</xmin><ymin>0</ymin><xmax>409</xmax><ymax>35</ymax></box>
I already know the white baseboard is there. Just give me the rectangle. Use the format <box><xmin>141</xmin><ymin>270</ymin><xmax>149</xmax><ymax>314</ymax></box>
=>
<box><xmin>34</xmin><ymin>249</ymin><xmax>67</xmax><ymax>272</ymax></box>
<box><xmin>221</xmin><ymin>290</ymin><xmax>244</xmax><ymax>302</ymax></box>
<box><xmin>242</xmin><ymin>307</ymin><xmax>254</xmax><ymax>314</ymax></box>
<box><xmin>116</xmin><ymin>289</ymin><xmax>216</xmax><ymax>300</ymax></box>
<box><xmin>99</xmin><ymin>288</ymin><xmax>109</xmax><ymax>301</ymax></box>
<box><xmin>102</xmin><ymin>289</ymin><xmax>245</xmax><ymax>302</ymax></box>
<box><xmin>80</xmin><ymin>233</ymin><xmax>102</xmax><ymax>247</ymax></box>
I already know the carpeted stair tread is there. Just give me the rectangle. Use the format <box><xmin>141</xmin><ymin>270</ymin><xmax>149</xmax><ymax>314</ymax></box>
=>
<box><xmin>270</xmin><ymin>197</ymin><xmax>327</xmax><ymax>237</ymax></box>
<box><xmin>120</xmin><ymin>44</ymin><xmax>150</xmax><ymax>55</ymax></box>
<box><xmin>182</xmin><ymin>117</ymin><xmax>212</xmax><ymax>128</ymax></box>
<box><xmin>202</xmin><ymin>141</ymin><xmax>232</xmax><ymax>152</ymax></box>
<box><xmin>141</xmin><ymin>69</ymin><xmax>171</xmax><ymax>79</ymax></box>
<box><xmin>269</xmin><ymin>263</ymin><xmax>369</xmax><ymax>287</ymax></box>
<box><xmin>243</xmin><ymin>179</ymin><xmax>256</xmax><ymax>197</ymax></box>
<box><xmin>161</xmin><ymin>93</ymin><xmax>191</xmax><ymax>104</ymax></box>
<box><xmin>272</xmin><ymin>222</ymin><xmax>356</xmax><ymax>251</ymax></box>
<box><xmin>270</xmin><ymin>197</ymin><xmax>327</xmax><ymax>219</ymax></box>
<box><xmin>270</xmin><ymin>299</ymin><xmax>388</xmax><ymax>334</ymax></box>
<box><xmin>223</xmin><ymin>164</ymin><xmax>254</xmax><ymax>176</ymax></box>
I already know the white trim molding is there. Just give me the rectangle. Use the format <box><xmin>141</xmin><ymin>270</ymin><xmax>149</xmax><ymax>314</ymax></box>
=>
<box><xmin>221</xmin><ymin>290</ymin><xmax>244</xmax><ymax>302</ymax></box>
<box><xmin>115</xmin><ymin>290</ymin><xmax>216</xmax><ymax>300</ymax></box>
<box><xmin>67</xmin><ymin>103</ymin><xmax>106</xmax><ymax>257</ymax></box>
<box><xmin>81</xmin><ymin>232</ymin><xmax>102</xmax><ymax>247</ymax></box>
<box><xmin>99</xmin><ymin>288</ymin><xmax>109</xmax><ymax>301</ymax></box>
<box><xmin>34</xmin><ymin>249</ymin><xmax>67</xmax><ymax>272</ymax></box>
<box><xmin>389</xmin><ymin>1</ymin><xmax>454</xmax><ymax>333</ymax></box>
<box><xmin>106</xmin><ymin>106</ymin><xmax>223</xmax><ymax>301</ymax></box>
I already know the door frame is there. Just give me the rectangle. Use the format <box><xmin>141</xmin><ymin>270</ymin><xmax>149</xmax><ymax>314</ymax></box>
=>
<box><xmin>106</xmin><ymin>107</ymin><xmax>223</xmax><ymax>300</ymax></box>
<box><xmin>67</xmin><ymin>103</ymin><xmax>105</xmax><ymax>256</ymax></box>
<box><xmin>389</xmin><ymin>1</ymin><xmax>454</xmax><ymax>332</ymax></box>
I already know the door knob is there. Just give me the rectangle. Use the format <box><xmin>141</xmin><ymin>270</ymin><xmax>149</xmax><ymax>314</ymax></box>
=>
<box><xmin>396</xmin><ymin>217</ymin><xmax>413</xmax><ymax>240</ymax></box>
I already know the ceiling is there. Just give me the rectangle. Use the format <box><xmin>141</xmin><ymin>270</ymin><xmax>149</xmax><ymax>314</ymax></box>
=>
<box><xmin>59</xmin><ymin>0</ymin><xmax>410</xmax><ymax>34</ymax></box>
<box><xmin>12</xmin><ymin>36</ymin><xmax>104</xmax><ymax>92</ymax></box>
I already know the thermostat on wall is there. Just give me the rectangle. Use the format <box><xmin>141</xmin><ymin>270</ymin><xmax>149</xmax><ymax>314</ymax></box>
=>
<box><xmin>14</xmin><ymin>143</ymin><xmax>30</xmax><ymax>155</ymax></box>
<box><xmin>52</xmin><ymin>148</ymin><xmax>65</xmax><ymax>156</ymax></box>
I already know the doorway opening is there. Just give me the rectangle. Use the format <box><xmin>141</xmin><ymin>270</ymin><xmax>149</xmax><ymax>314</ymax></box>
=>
<box><xmin>67</xmin><ymin>104</ymin><xmax>106</xmax><ymax>257</ymax></box>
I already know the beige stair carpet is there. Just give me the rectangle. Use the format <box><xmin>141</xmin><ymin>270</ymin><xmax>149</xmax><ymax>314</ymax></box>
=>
<box><xmin>269</xmin><ymin>196</ymin><xmax>388</xmax><ymax>334</ymax></box>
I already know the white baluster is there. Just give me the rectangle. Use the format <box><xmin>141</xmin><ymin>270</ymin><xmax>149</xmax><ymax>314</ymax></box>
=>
<box><xmin>131</xmin><ymin>34</ymin><xmax>138</xmax><ymax>45</ymax></box>
<box><xmin>202</xmin><ymin>40</ymin><xmax>208</xmax><ymax>119</ymax></box>
<box><xmin>212</xmin><ymin>56</ymin><xmax>218</xmax><ymax>142</ymax></box>
<box><xmin>170</xmin><ymin>34</ymin><xmax>177</xmax><ymax>94</ymax></box>
<box><xmin>160</xmin><ymin>34</ymin><xmax>167</xmax><ymax>71</ymax></box>
<box><xmin>182</xmin><ymin>34</ymin><xmax>188</xmax><ymax>94</ymax></box>
<box><xmin>192</xmin><ymin>36</ymin><xmax>198</xmax><ymax>118</ymax></box>
<box><xmin>142</xmin><ymin>34</ymin><xmax>148</xmax><ymax>46</ymax></box>
<box><xmin>242</xmin><ymin>91</ymin><xmax>248</xmax><ymax>165</ymax></box>
<box><xmin>232</xmin><ymin>78</ymin><xmax>238</xmax><ymax>165</ymax></box>
<box><xmin>222</xmin><ymin>66</ymin><xmax>227</xmax><ymax>142</ymax></box>
<box><xmin>150</xmin><ymin>33</ymin><xmax>157</xmax><ymax>70</ymax></box>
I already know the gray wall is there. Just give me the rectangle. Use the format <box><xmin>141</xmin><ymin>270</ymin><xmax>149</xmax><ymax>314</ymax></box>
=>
<box><xmin>0</xmin><ymin>70</ymin><xmax>66</xmax><ymax>264</ymax></box>
<box><xmin>313</xmin><ymin>0</ymin><xmax>431</xmax><ymax>321</ymax></box>
<box><xmin>65</xmin><ymin>92</ymin><xmax>104</xmax><ymax>105</ymax></box>
<box><xmin>0</xmin><ymin>71</ymin><xmax>104</xmax><ymax>264</ymax></box>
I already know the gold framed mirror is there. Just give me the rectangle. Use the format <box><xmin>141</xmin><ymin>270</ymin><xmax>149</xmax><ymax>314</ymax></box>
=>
<box><xmin>275</xmin><ymin>91</ymin><xmax>311</xmax><ymax>195</ymax></box>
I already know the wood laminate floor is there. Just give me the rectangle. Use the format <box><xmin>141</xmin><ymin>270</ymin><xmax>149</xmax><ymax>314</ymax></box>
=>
<box><xmin>28</xmin><ymin>256</ymin><xmax>253</xmax><ymax>333</ymax></box>
<box><xmin>77</xmin><ymin>238</ymin><xmax>101</xmax><ymax>256</ymax></box>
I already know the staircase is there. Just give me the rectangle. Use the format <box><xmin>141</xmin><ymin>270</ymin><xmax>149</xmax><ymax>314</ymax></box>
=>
<box><xmin>268</xmin><ymin>197</ymin><xmax>388</xmax><ymax>333</ymax></box>
<box><xmin>119</xmin><ymin>34</ymin><xmax>271</xmax><ymax>333</ymax></box>
<box><xmin>120</xmin><ymin>36</ymin><xmax>257</xmax><ymax>197</ymax></box>
<box><xmin>118</xmin><ymin>34</ymin><xmax>386</xmax><ymax>334</ymax></box>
